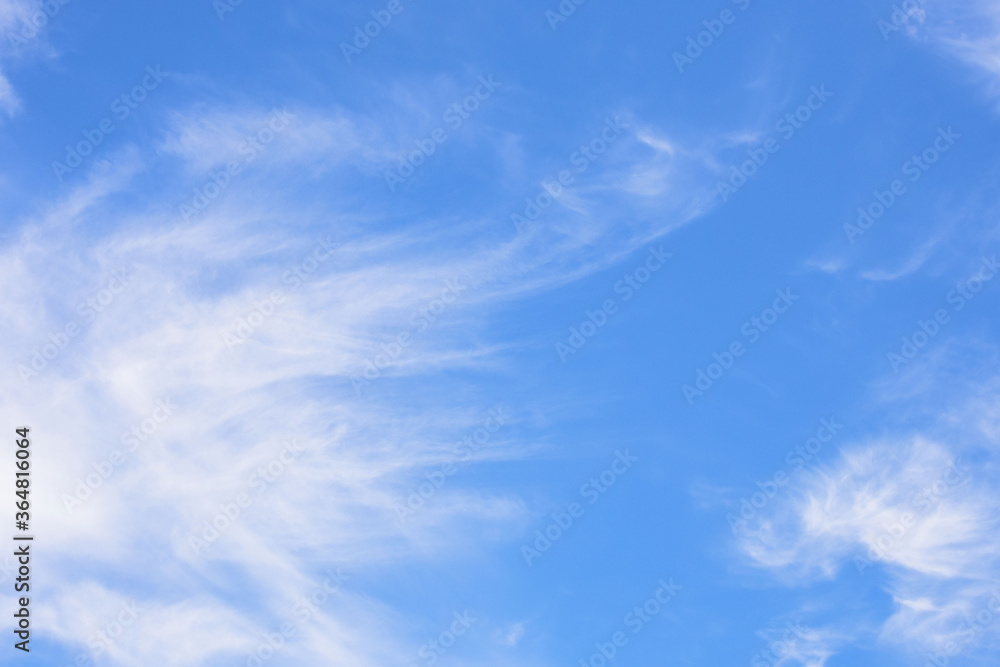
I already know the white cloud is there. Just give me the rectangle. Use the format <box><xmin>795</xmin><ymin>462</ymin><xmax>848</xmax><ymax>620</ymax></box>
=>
<box><xmin>157</xmin><ymin>106</ymin><xmax>391</xmax><ymax>175</ymax></box>
<box><xmin>0</xmin><ymin>85</ymin><xmax>725</xmax><ymax>662</ymax></box>
<box><xmin>0</xmin><ymin>0</ymin><xmax>66</xmax><ymax>117</ymax></box>
<box><xmin>737</xmin><ymin>433</ymin><xmax>1000</xmax><ymax>657</ymax></box>
<box><xmin>911</xmin><ymin>0</ymin><xmax>1000</xmax><ymax>102</ymax></box>
<box><xmin>754</xmin><ymin>621</ymin><xmax>844</xmax><ymax>667</ymax></box>
<box><xmin>0</xmin><ymin>69</ymin><xmax>19</xmax><ymax>115</ymax></box>
<box><xmin>859</xmin><ymin>229</ymin><xmax>948</xmax><ymax>282</ymax></box>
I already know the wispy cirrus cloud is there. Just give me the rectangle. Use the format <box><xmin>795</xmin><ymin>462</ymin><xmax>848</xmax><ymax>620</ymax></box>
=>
<box><xmin>901</xmin><ymin>0</ymin><xmax>1000</xmax><ymax>103</ymax></box>
<box><xmin>0</xmin><ymin>82</ymin><xmax>724</xmax><ymax>663</ymax></box>
<box><xmin>736</xmin><ymin>422</ymin><xmax>1000</xmax><ymax>661</ymax></box>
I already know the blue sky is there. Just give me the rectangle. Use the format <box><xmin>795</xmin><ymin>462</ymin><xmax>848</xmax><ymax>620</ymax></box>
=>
<box><xmin>1</xmin><ymin>0</ymin><xmax>1000</xmax><ymax>665</ymax></box>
